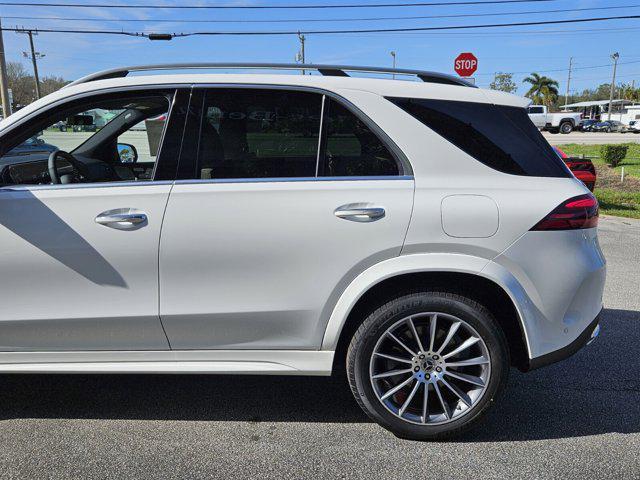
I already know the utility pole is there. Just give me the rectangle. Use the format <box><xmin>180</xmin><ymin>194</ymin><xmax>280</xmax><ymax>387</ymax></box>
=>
<box><xmin>390</xmin><ymin>51</ymin><xmax>396</xmax><ymax>79</ymax></box>
<box><xmin>607</xmin><ymin>52</ymin><xmax>619</xmax><ymax>121</ymax></box>
<box><xmin>564</xmin><ymin>57</ymin><xmax>572</xmax><ymax>109</ymax></box>
<box><xmin>21</xmin><ymin>29</ymin><xmax>42</xmax><ymax>99</ymax></box>
<box><xmin>0</xmin><ymin>18</ymin><xmax>11</xmax><ymax>117</ymax></box>
<box><xmin>297</xmin><ymin>32</ymin><xmax>306</xmax><ymax>75</ymax></box>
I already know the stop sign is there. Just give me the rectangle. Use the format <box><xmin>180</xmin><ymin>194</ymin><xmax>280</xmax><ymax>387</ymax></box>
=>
<box><xmin>454</xmin><ymin>53</ymin><xmax>478</xmax><ymax>77</ymax></box>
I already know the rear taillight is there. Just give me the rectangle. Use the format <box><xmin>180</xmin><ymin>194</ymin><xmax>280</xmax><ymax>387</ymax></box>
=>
<box><xmin>531</xmin><ymin>193</ymin><xmax>599</xmax><ymax>231</ymax></box>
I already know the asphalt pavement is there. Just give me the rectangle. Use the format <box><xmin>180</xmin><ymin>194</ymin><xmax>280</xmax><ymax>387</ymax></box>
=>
<box><xmin>0</xmin><ymin>216</ymin><xmax>638</xmax><ymax>479</ymax></box>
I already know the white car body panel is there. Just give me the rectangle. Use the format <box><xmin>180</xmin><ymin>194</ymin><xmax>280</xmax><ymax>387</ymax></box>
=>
<box><xmin>0</xmin><ymin>71</ymin><xmax>606</xmax><ymax>374</ymax></box>
<box><xmin>0</xmin><ymin>350</ymin><xmax>333</xmax><ymax>375</ymax></box>
<box><xmin>0</xmin><ymin>183</ymin><xmax>172</xmax><ymax>351</ymax></box>
<box><xmin>159</xmin><ymin>178</ymin><xmax>414</xmax><ymax>350</ymax></box>
<box><xmin>489</xmin><ymin>228</ymin><xmax>605</xmax><ymax>358</ymax></box>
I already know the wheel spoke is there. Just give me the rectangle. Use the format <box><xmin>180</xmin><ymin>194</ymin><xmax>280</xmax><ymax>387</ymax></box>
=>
<box><xmin>442</xmin><ymin>336</ymin><xmax>480</xmax><ymax>360</ymax></box>
<box><xmin>437</xmin><ymin>321</ymin><xmax>461</xmax><ymax>354</ymax></box>
<box><xmin>372</xmin><ymin>368</ymin><xmax>413</xmax><ymax>380</ymax></box>
<box><xmin>380</xmin><ymin>375</ymin><xmax>415</xmax><ymax>401</ymax></box>
<box><xmin>441</xmin><ymin>377</ymin><xmax>473</xmax><ymax>408</ymax></box>
<box><xmin>444</xmin><ymin>370</ymin><xmax>485</xmax><ymax>387</ymax></box>
<box><xmin>398</xmin><ymin>379</ymin><xmax>421</xmax><ymax>417</ymax></box>
<box><xmin>428</xmin><ymin>314</ymin><xmax>438</xmax><ymax>352</ymax></box>
<box><xmin>445</xmin><ymin>356</ymin><xmax>489</xmax><ymax>368</ymax></box>
<box><xmin>433</xmin><ymin>380</ymin><xmax>451</xmax><ymax>420</ymax></box>
<box><xmin>370</xmin><ymin>311</ymin><xmax>491</xmax><ymax>427</ymax></box>
<box><xmin>373</xmin><ymin>352</ymin><xmax>413</xmax><ymax>364</ymax></box>
<box><xmin>421</xmin><ymin>383</ymin><xmax>429</xmax><ymax>424</ymax></box>
<box><xmin>387</xmin><ymin>331</ymin><xmax>417</xmax><ymax>357</ymax></box>
<box><xmin>406</xmin><ymin>317</ymin><xmax>425</xmax><ymax>353</ymax></box>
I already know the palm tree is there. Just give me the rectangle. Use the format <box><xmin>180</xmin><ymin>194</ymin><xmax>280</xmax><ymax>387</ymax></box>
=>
<box><xmin>523</xmin><ymin>73</ymin><xmax>559</xmax><ymax>107</ymax></box>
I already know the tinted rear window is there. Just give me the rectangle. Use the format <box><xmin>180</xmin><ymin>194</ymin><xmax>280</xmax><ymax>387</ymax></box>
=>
<box><xmin>387</xmin><ymin>97</ymin><xmax>571</xmax><ymax>178</ymax></box>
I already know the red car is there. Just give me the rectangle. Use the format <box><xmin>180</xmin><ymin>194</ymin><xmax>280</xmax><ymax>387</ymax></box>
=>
<box><xmin>553</xmin><ymin>146</ymin><xmax>596</xmax><ymax>191</ymax></box>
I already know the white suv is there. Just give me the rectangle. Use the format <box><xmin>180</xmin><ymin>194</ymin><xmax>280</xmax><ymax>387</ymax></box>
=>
<box><xmin>0</xmin><ymin>64</ymin><xmax>605</xmax><ymax>440</ymax></box>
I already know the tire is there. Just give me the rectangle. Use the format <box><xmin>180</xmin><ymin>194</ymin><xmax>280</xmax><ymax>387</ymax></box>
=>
<box><xmin>559</xmin><ymin>121</ymin><xmax>573</xmax><ymax>134</ymax></box>
<box><xmin>606</xmin><ymin>128</ymin><xmax>611</xmax><ymax>133</ymax></box>
<box><xmin>347</xmin><ymin>291</ymin><xmax>509</xmax><ymax>441</ymax></box>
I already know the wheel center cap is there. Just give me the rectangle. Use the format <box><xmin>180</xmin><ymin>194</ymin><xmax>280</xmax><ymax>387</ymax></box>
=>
<box><xmin>422</xmin><ymin>359</ymin><xmax>435</xmax><ymax>372</ymax></box>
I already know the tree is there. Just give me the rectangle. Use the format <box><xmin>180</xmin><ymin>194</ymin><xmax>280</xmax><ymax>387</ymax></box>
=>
<box><xmin>6</xmin><ymin>62</ymin><xmax>34</xmax><ymax>107</ymax></box>
<box><xmin>523</xmin><ymin>73</ymin><xmax>559</xmax><ymax>107</ymax></box>
<box><xmin>489</xmin><ymin>72</ymin><xmax>517</xmax><ymax>94</ymax></box>
<box><xmin>6</xmin><ymin>61</ymin><xmax>69</xmax><ymax>109</ymax></box>
<box><xmin>619</xmin><ymin>83</ymin><xmax>640</xmax><ymax>102</ymax></box>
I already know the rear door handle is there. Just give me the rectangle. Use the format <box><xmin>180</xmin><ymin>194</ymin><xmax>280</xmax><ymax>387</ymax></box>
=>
<box><xmin>334</xmin><ymin>204</ymin><xmax>386</xmax><ymax>223</ymax></box>
<box><xmin>95</xmin><ymin>209</ymin><xmax>147</xmax><ymax>229</ymax></box>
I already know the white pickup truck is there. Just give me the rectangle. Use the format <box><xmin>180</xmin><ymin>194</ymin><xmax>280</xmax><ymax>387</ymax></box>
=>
<box><xmin>527</xmin><ymin>105</ymin><xmax>583</xmax><ymax>134</ymax></box>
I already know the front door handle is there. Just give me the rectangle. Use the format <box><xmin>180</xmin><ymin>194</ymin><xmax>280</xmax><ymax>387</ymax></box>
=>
<box><xmin>334</xmin><ymin>204</ymin><xmax>386</xmax><ymax>223</ymax></box>
<box><xmin>95</xmin><ymin>208</ymin><xmax>147</xmax><ymax>229</ymax></box>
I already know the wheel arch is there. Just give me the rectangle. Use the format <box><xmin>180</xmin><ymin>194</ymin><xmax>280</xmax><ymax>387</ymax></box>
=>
<box><xmin>322</xmin><ymin>254</ymin><xmax>532</xmax><ymax>371</ymax></box>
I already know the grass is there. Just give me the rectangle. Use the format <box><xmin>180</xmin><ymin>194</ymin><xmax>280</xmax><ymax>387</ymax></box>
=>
<box><xmin>557</xmin><ymin>143</ymin><xmax>640</xmax><ymax>179</ymax></box>
<box><xmin>556</xmin><ymin>143</ymin><xmax>640</xmax><ymax>219</ymax></box>
<box><xmin>594</xmin><ymin>188</ymin><xmax>640</xmax><ymax>219</ymax></box>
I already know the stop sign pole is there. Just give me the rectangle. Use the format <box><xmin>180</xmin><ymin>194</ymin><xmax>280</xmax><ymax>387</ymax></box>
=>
<box><xmin>454</xmin><ymin>52</ymin><xmax>478</xmax><ymax>80</ymax></box>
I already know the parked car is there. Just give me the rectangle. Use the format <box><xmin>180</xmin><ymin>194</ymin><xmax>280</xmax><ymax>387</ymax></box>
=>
<box><xmin>580</xmin><ymin>119</ymin><xmax>598</xmax><ymax>132</ymax></box>
<box><xmin>592</xmin><ymin>120</ymin><xmax>624</xmax><ymax>132</ymax></box>
<box><xmin>553</xmin><ymin>147</ymin><xmax>596</xmax><ymax>191</ymax></box>
<box><xmin>52</xmin><ymin>120</ymin><xmax>67</xmax><ymax>132</ymax></box>
<box><xmin>0</xmin><ymin>63</ymin><xmax>605</xmax><ymax>440</ymax></box>
<box><xmin>626</xmin><ymin>120</ymin><xmax>640</xmax><ymax>133</ymax></box>
<box><xmin>6</xmin><ymin>135</ymin><xmax>58</xmax><ymax>156</ymax></box>
<box><xmin>527</xmin><ymin>105</ymin><xmax>583</xmax><ymax>134</ymax></box>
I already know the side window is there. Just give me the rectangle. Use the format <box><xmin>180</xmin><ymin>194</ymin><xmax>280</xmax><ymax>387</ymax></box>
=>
<box><xmin>0</xmin><ymin>91</ymin><xmax>173</xmax><ymax>186</ymax></box>
<box><xmin>320</xmin><ymin>99</ymin><xmax>399</xmax><ymax>177</ymax></box>
<box><xmin>528</xmin><ymin>106</ymin><xmax>544</xmax><ymax>114</ymax></box>
<box><xmin>388</xmin><ymin>97</ymin><xmax>571</xmax><ymax>178</ymax></box>
<box><xmin>118</xmin><ymin>113</ymin><xmax>168</xmax><ymax>164</ymax></box>
<box><xmin>196</xmin><ymin>89</ymin><xmax>322</xmax><ymax>179</ymax></box>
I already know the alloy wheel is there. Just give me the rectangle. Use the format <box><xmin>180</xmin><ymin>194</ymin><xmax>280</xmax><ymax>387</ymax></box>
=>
<box><xmin>369</xmin><ymin>312</ymin><xmax>491</xmax><ymax>425</ymax></box>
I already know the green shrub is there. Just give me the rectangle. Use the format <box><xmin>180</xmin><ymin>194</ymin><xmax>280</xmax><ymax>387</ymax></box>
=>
<box><xmin>600</xmin><ymin>144</ymin><xmax>629</xmax><ymax>167</ymax></box>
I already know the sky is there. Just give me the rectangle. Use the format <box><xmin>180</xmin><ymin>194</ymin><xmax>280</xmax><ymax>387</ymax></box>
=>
<box><xmin>1</xmin><ymin>0</ymin><xmax>639</xmax><ymax>97</ymax></box>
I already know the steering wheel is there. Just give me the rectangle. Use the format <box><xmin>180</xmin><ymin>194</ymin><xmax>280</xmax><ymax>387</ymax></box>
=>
<box><xmin>48</xmin><ymin>150</ymin><xmax>86</xmax><ymax>184</ymax></box>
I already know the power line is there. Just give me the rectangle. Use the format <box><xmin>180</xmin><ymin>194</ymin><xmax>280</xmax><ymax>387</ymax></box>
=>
<box><xmin>3</xmin><ymin>14</ymin><xmax>640</xmax><ymax>37</ymax></box>
<box><xmin>4</xmin><ymin>4</ymin><xmax>638</xmax><ymax>24</ymax></box>
<box><xmin>329</xmin><ymin>26</ymin><xmax>640</xmax><ymax>38</ymax></box>
<box><xmin>474</xmin><ymin>59</ymin><xmax>640</xmax><ymax>76</ymax></box>
<box><xmin>0</xmin><ymin>0</ymin><xmax>557</xmax><ymax>9</ymax></box>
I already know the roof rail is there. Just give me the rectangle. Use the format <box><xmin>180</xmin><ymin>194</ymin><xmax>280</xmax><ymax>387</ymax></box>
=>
<box><xmin>65</xmin><ymin>63</ymin><xmax>477</xmax><ymax>88</ymax></box>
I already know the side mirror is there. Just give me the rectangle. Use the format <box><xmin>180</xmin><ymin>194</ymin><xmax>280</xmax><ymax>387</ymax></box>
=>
<box><xmin>117</xmin><ymin>143</ymin><xmax>138</xmax><ymax>163</ymax></box>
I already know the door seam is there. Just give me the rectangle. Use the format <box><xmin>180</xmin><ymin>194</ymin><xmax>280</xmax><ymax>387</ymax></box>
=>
<box><xmin>156</xmin><ymin>181</ymin><xmax>175</xmax><ymax>350</ymax></box>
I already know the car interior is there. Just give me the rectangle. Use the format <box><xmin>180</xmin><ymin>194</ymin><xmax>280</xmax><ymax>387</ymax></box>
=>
<box><xmin>195</xmin><ymin>90</ymin><xmax>399</xmax><ymax>180</ymax></box>
<box><xmin>0</xmin><ymin>93</ymin><xmax>171</xmax><ymax>186</ymax></box>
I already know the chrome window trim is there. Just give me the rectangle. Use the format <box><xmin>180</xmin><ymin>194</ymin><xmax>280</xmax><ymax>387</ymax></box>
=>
<box><xmin>0</xmin><ymin>180</ymin><xmax>174</xmax><ymax>192</ymax></box>
<box><xmin>192</xmin><ymin>82</ymin><xmax>413</xmax><ymax>177</ymax></box>
<box><xmin>174</xmin><ymin>175</ymin><xmax>414</xmax><ymax>185</ymax></box>
<box><xmin>0</xmin><ymin>176</ymin><xmax>413</xmax><ymax>191</ymax></box>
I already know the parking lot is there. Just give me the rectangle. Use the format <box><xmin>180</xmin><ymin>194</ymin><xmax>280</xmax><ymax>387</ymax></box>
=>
<box><xmin>543</xmin><ymin>131</ymin><xmax>640</xmax><ymax>145</ymax></box>
<box><xmin>0</xmin><ymin>215</ymin><xmax>637</xmax><ymax>479</ymax></box>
